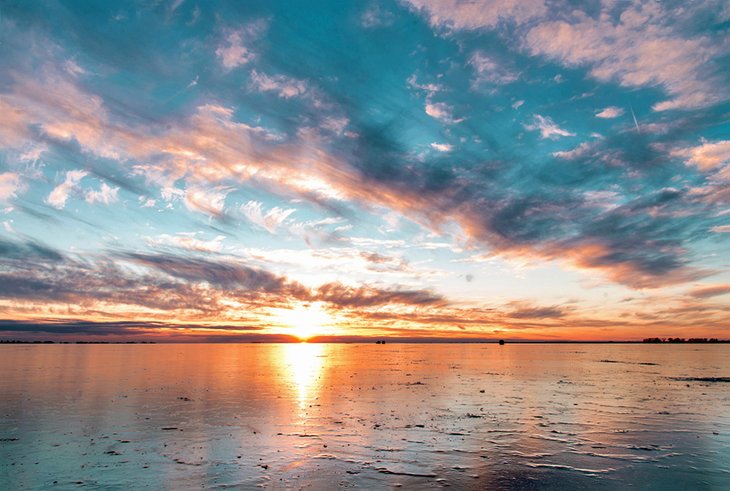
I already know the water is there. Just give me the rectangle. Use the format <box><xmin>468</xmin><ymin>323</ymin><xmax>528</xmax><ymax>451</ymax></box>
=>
<box><xmin>1</xmin><ymin>343</ymin><xmax>728</xmax><ymax>489</ymax></box>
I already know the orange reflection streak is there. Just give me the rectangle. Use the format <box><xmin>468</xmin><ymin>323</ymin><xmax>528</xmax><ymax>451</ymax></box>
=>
<box><xmin>278</xmin><ymin>343</ymin><xmax>326</xmax><ymax>412</ymax></box>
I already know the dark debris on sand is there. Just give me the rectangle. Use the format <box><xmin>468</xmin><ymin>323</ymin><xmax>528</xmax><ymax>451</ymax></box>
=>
<box><xmin>670</xmin><ymin>377</ymin><xmax>730</xmax><ymax>383</ymax></box>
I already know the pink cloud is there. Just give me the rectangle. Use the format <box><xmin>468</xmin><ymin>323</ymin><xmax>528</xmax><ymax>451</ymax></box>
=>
<box><xmin>406</xmin><ymin>1</ymin><xmax>725</xmax><ymax>111</ymax></box>
<box><xmin>215</xmin><ymin>21</ymin><xmax>267</xmax><ymax>70</ymax></box>
<box><xmin>404</xmin><ymin>0</ymin><xmax>546</xmax><ymax>31</ymax></box>
<box><xmin>85</xmin><ymin>182</ymin><xmax>119</xmax><ymax>205</ymax></box>
<box><xmin>595</xmin><ymin>106</ymin><xmax>624</xmax><ymax>119</ymax></box>
<box><xmin>47</xmin><ymin>170</ymin><xmax>87</xmax><ymax>210</ymax></box>
<box><xmin>0</xmin><ymin>173</ymin><xmax>24</xmax><ymax>202</ymax></box>
<box><xmin>522</xmin><ymin>4</ymin><xmax>722</xmax><ymax>111</ymax></box>
<box><xmin>673</xmin><ymin>140</ymin><xmax>730</xmax><ymax>171</ymax></box>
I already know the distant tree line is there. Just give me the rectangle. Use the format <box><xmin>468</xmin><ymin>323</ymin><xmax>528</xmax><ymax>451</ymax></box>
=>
<box><xmin>642</xmin><ymin>337</ymin><xmax>727</xmax><ymax>343</ymax></box>
<box><xmin>0</xmin><ymin>340</ymin><xmax>156</xmax><ymax>344</ymax></box>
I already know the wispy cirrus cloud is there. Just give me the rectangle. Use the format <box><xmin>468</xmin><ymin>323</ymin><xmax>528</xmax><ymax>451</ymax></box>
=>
<box><xmin>183</xmin><ymin>186</ymin><xmax>231</xmax><ymax>218</ymax></box>
<box><xmin>240</xmin><ymin>200</ymin><xmax>296</xmax><ymax>234</ymax></box>
<box><xmin>145</xmin><ymin>233</ymin><xmax>226</xmax><ymax>253</ymax></box>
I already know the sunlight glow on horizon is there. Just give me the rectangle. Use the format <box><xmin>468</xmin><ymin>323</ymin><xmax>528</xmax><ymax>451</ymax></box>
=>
<box><xmin>271</xmin><ymin>302</ymin><xmax>336</xmax><ymax>341</ymax></box>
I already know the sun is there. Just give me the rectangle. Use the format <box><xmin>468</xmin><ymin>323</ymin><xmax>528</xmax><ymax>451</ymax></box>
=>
<box><xmin>272</xmin><ymin>302</ymin><xmax>333</xmax><ymax>341</ymax></box>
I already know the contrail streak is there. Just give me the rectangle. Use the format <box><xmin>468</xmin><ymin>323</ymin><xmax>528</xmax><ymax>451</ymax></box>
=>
<box><xmin>630</xmin><ymin>105</ymin><xmax>640</xmax><ymax>133</ymax></box>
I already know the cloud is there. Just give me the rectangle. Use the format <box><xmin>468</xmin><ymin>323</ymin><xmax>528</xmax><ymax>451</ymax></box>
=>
<box><xmin>140</xmin><ymin>197</ymin><xmax>156</xmax><ymax>208</ymax></box>
<box><xmin>0</xmin><ymin>319</ymin><xmax>265</xmax><ymax>337</ymax></box>
<box><xmin>360</xmin><ymin>3</ymin><xmax>395</xmax><ymax>28</ymax></box>
<box><xmin>0</xmin><ymin>240</ymin><xmax>448</xmax><ymax>330</ymax></box>
<box><xmin>248</xmin><ymin>70</ymin><xmax>309</xmax><ymax>99</ymax></box>
<box><xmin>241</xmin><ymin>244</ymin><xmax>419</xmax><ymax>281</ymax></box>
<box><xmin>596</xmin><ymin>106</ymin><xmax>624</xmax><ymax>119</ymax></box>
<box><xmin>145</xmin><ymin>233</ymin><xmax>226</xmax><ymax>253</ymax></box>
<box><xmin>320</xmin><ymin>116</ymin><xmax>349</xmax><ymax>135</ymax></box>
<box><xmin>42</xmin><ymin>83</ymin><xmax>697</xmax><ymax>291</ymax></box>
<box><xmin>85</xmin><ymin>182</ymin><xmax>119</xmax><ymax>205</ymax></box>
<box><xmin>339</xmin><ymin>124</ymin><xmax>712</xmax><ymax>287</ymax></box>
<box><xmin>315</xmin><ymin>282</ymin><xmax>443</xmax><ymax>308</ymax></box>
<box><xmin>0</xmin><ymin>319</ymin><xmax>310</xmax><ymax>343</ymax></box>
<box><xmin>407</xmin><ymin>75</ymin><xmax>444</xmax><ymax>96</ymax></box>
<box><xmin>406</xmin><ymin>1</ymin><xmax>726</xmax><ymax>111</ymax></box>
<box><xmin>184</xmin><ymin>186</ymin><xmax>230</xmax><ymax>218</ymax></box>
<box><xmin>0</xmin><ymin>239</ymin><xmax>308</xmax><ymax>320</ymax></box>
<box><xmin>403</xmin><ymin>0</ymin><xmax>546</xmax><ymax>31</ymax></box>
<box><xmin>711</xmin><ymin>225</ymin><xmax>730</xmax><ymax>233</ymax></box>
<box><xmin>425</xmin><ymin>101</ymin><xmax>460</xmax><ymax>124</ymax></box>
<box><xmin>0</xmin><ymin>237</ymin><xmax>724</xmax><ymax>339</ymax></box>
<box><xmin>508</xmin><ymin>305</ymin><xmax>565</xmax><ymax>319</ymax></box>
<box><xmin>241</xmin><ymin>200</ymin><xmax>296</xmax><ymax>233</ymax></box>
<box><xmin>689</xmin><ymin>284</ymin><xmax>730</xmax><ymax>299</ymax></box>
<box><xmin>524</xmin><ymin>115</ymin><xmax>575</xmax><ymax>139</ymax></box>
<box><xmin>47</xmin><ymin>170</ymin><xmax>88</xmax><ymax>209</ymax></box>
<box><xmin>552</xmin><ymin>141</ymin><xmax>594</xmax><ymax>160</ymax></box>
<box><xmin>468</xmin><ymin>51</ymin><xmax>518</xmax><ymax>86</ymax></box>
<box><xmin>0</xmin><ymin>173</ymin><xmax>24</xmax><ymax>202</ymax></box>
<box><xmin>522</xmin><ymin>3</ymin><xmax>725</xmax><ymax>111</ymax></box>
<box><xmin>430</xmin><ymin>143</ymin><xmax>453</xmax><ymax>152</ymax></box>
<box><xmin>674</xmin><ymin>140</ymin><xmax>730</xmax><ymax>210</ymax></box>
<box><xmin>0</xmin><ymin>237</ymin><xmax>64</xmax><ymax>262</ymax></box>
<box><xmin>2</xmin><ymin>8</ymin><xmax>725</xmax><ymax>305</ymax></box>
<box><xmin>122</xmin><ymin>252</ymin><xmax>305</xmax><ymax>294</ymax></box>
<box><xmin>2</xmin><ymin>55</ymin><xmax>355</xmax><ymax>218</ymax></box>
<box><xmin>0</xmin><ymin>98</ymin><xmax>32</xmax><ymax>147</ymax></box>
<box><xmin>3</xmin><ymin>64</ymin><xmax>114</xmax><ymax>159</ymax></box>
<box><xmin>673</xmin><ymin>140</ymin><xmax>730</xmax><ymax>171</ymax></box>
<box><xmin>215</xmin><ymin>21</ymin><xmax>267</xmax><ymax>69</ymax></box>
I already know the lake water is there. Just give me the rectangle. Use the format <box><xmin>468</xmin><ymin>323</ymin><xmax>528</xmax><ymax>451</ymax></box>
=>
<box><xmin>1</xmin><ymin>343</ymin><xmax>728</xmax><ymax>489</ymax></box>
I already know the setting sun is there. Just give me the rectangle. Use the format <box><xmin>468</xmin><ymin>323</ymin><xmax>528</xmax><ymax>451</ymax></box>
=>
<box><xmin>271</xmin><ymin>302</ymin><xmax>333</xmax><ymax>341</ymax></box>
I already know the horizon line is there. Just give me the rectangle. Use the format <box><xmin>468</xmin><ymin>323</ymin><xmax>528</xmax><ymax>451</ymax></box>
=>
<box><xmin>2</xmin><ymin>338</ymin><xmax>728</xmax><ymax>345</ymax></box>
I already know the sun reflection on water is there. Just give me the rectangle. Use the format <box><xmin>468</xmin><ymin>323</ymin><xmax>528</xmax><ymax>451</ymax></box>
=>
<box><xmin>279</xmin><ymin>343</ymin><xmax>326</xmax><ymax>411</ymax></box>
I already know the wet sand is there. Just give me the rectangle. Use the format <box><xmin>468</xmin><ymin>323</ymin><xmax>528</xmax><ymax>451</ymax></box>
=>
<box><xmin>1</xmin><ymin>343</ymin><xmax>728</xmax><ymax>489</ymax></box>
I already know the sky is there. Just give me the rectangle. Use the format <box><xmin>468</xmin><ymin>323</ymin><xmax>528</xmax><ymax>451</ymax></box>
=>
<box><xmin>0</xmin><ymin>0</ymin><xmax>729</xmax><ymax>342</ymax></box>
